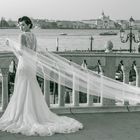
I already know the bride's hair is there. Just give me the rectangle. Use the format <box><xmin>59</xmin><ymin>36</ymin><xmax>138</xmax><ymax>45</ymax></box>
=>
<box><xmin>18</xmin><ymin>16</ymin><xmax>33</xmax><ymax>29</ymax></box>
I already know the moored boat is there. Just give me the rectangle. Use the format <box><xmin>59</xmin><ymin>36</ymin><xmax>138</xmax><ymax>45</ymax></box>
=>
<box><xmin>59</xmin><ymin>33</ymin><xmax>68</xmax><ymax>35</ymax></box>
<box><xmin>99</xmin><ymin>31</ymin><xmax>117</xmax><ymax>36</ymax></box>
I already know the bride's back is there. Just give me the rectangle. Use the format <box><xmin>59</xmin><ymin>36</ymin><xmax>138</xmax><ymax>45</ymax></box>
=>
<box><xmin>22</xmin><ymin>32</ymin><xmax>37</xmax><ymax>51</ymax></box>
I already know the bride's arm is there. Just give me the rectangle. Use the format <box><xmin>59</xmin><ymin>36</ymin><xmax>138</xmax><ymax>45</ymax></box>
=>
<box><xmin>18</xmin><ymin>34</ymin><xmax>27</xmax><ymax>55</ymax></box>
<box><xmin>19</xmin><ymin>34</ymin><xmax>27</xmax><ymax>49</ymax></box>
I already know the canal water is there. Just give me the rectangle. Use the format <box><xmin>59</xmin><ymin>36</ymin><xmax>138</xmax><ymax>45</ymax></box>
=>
<box><xmin>0</xmin><ymin>29</ymin><xmax>139</xmax><ymax>52</ymax></box>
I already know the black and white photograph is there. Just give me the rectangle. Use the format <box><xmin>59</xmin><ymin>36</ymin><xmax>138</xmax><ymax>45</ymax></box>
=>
<box><xmin>0</xmin><ymin>0</ymin><xmax>140</xmax><ymax>140</ymax></box>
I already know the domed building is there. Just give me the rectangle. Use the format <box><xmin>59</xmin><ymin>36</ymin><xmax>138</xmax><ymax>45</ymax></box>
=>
<box><xmin>96</xmin><ymin>11</ymin><xmax>116</xmax><ymax>29</ymax></box>
<box><xmin>81</xmin><ymin>11</ymin><xmax>117</xmax><ymax>29</ymax></box>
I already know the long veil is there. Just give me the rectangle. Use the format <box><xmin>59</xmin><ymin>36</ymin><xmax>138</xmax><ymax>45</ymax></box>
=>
<box><xmin>3</xmin><ymin>39</ymin><xmax>140</xmax><ymax>103</ymax></box>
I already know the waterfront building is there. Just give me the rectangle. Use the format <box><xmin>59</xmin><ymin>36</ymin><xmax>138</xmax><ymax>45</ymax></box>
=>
<box><xmin>134</xmin><ymin>20</ymin><xmax>140</xmax><ymax>29</ymax></box>
<box><xmin>116</xmin><ymin>19</ymin><xmax>140</xmax><ymax>30</ymax></box>
<box><xmin>117</xmin><ymin>20</ymin><xmax>129</xmax><ymax>29</ymax></box>
<box><xmin>96</xmin><ymin>11</ymin><xmax>116</xmax><ymax>29</ymax></box>
<box><xmin>56</xmin><ymin>21</ymin><xmax>74</xmax><ymax>29</ymax></box>
<box><xmin>56</xmin><ymin>20</ymin><xmax>93</xmax><ymax>29</ymax></box>
<box><xmin>82</xmin><ymin>11</ymin><xmax>116</xmax><ymax>29</ymax></box>
<box><xmin>81</xmin><ymin>19</ymin><xmax>97</xmax><ymax>28</ymax></box>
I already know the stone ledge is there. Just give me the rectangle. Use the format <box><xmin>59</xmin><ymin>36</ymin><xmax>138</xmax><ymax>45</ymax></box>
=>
<box><xmin>50</xmin><ymin>105</ymin><xmax>140</xmax><ymax>114</ymax></box>
<box><xmin>1</xmin><ymin>105</ymin><xmax>140</xmax><ymax>115</ymax></box>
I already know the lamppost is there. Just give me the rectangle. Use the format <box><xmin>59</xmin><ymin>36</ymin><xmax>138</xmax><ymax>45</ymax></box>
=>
<box><xmin>120</xmin><ymin>16</ymin><xmax>140</xmax><ymax>53</ymax></box>
<box><xmin>90</xmin><ymin>36</ymin><xmax>94</xmax><ymax>51</ymax></box>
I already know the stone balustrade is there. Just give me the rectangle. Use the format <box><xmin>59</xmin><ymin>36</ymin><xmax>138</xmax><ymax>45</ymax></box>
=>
<box><xmin>0</xmin><ymin>51</ymin><xmax>15</xmax><ymax>111</ymax></box>
<box><xmin>55</xmin><ymin>51</ymin><xmax>140</xmax><ymax>107</ymax></box>
<box><xmin>1</xmin><ymin>51</ymin><xmax>140</xmax><ymax>113</ymax></box>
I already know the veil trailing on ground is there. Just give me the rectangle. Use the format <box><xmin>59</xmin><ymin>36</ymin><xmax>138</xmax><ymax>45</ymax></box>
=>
<box><xmin>2</xmin><ymin>38</ymin><xmax>140</xmax><ymax>103</ymax></box>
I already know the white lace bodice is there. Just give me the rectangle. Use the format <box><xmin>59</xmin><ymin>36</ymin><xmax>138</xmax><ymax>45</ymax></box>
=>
<box><xmin>20</xmin><ymin>32</ymin><xmax>37</xmax><ymax>51</ymax></box>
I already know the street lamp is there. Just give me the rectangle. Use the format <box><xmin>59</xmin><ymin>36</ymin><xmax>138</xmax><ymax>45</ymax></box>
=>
<box><xmin>120</xmin><ymin>16</ymin><xmax>140</xmax><ymax>53</ymax></box>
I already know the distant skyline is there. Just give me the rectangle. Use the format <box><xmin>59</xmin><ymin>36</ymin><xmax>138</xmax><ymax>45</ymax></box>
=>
<box><xmin>0</xmin><ymin>0</ymin><xmax>140</xmax><ymax>21</ymax></box>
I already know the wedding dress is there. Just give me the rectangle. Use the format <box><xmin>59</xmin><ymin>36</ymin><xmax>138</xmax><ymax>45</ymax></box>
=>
<box><xmin>0</xmin><ymin>32</ymin><xmax>83</xmax><ymax>136</ymax></box>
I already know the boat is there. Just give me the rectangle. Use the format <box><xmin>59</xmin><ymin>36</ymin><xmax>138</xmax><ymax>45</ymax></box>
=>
<box><xmin>59</xmin><ymin>33</ymin><xmax>68</xmax><ymax>35</ymax></box>
<box><xmin>99</xmin><ymin>31</ymin><xmax>117</xmax><ymax>36</ymax></box>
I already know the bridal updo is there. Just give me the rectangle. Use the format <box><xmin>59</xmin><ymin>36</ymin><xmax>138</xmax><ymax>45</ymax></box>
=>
<box><xmin>18</xmin><ymin>16</ymin><xmax>33</xmax><ymax>29</ymax></box>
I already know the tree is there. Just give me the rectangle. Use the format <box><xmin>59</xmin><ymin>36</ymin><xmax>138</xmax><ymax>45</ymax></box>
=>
<box><xmin>7</xmin><ymin>19</ymin><xmax>16</xmax><ymax>27</ymax></box>
<box><xmin>0</xmin><ymin>17</ymin><xmax>9</xmax><ymax>27</ymax></box>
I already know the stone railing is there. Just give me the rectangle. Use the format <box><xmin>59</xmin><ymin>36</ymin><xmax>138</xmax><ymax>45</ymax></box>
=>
<box><xmin>1</xmin><ymin>51</ymin><xmax>140</xmax><ymax>113</ymax></box>
<box><xmin>54</xmin><ymin>51</ymin><xmax>140</xmax><ymax>108</ymax></box>
<box><xmin>0</xmin><ymin>51</ymin><xmax>16</xmax><ymax>111</ymax></box>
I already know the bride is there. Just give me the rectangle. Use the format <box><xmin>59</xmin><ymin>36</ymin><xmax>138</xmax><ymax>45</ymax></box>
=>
<box><xmin>0</xmin><ymin>16</ymin><xmax>83</xmax><ymax>136</ymax></box>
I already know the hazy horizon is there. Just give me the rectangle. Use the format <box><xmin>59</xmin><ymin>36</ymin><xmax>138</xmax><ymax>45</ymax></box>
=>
<box><xmin>0</xmin><ymin>0</ymin><xmax>140</xmax><ymax>21</ymax></box>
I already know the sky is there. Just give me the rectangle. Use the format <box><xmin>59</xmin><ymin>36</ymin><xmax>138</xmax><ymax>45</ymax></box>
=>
<box><xmin>0</xmin><ymin>0</ymin><xmax>140</xmax><ymax>21</ymax></box>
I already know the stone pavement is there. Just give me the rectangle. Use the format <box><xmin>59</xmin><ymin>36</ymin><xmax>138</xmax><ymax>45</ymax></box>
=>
<box><xmin>1</xmin><ymin>112</ymin><xmax>140</xmax><ymax>140</ymax></box>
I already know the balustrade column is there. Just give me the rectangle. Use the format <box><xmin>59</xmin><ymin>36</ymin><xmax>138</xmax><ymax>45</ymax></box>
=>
<box><xmin>87</xmin><ymin>74</ymin><xmax>93</xmax><ymax>106</ymax></box>
<box><xmin>72</xmin><ymin>90</ymin><xmax>79</xmax><ymax>106</ymax></box>
<box><xmin>1</xmin><ymin>68</ymin><xmax>9</xmax><ymax>111</ymax></box>
<box><xmin>134</xmin><ymin>66</ymin><xmax>140</xmax><ymax>87</ymax></box>
<box><xmin>58</xmin><ymin>84</ymin><xmax>65</xmax><ymax>107</ymax></box>
<box><xmin>121</xmin><ymin>66</ymin><xmax>130</xmax><ymax>105</ymax></box>
<box><xmin>55</xmin><ymin>67</ymin><xmax>65</xmax><ymax>107</ymax></box>
<box><xmin>103</xmin><ymin>56</ymin><xmax>116</xmax><ymax>106</ymax></box>
<box><xmin>121</xmin><ymin>66</ymin><xmax>130</xmax><ymax>84</ymax></box>
<box><xmin>87</xmin><ymin>94</ymin><xmax>93</xmax><ymax>106</ymax></box>
<box><xmin>44</xmin><ymin>79</ymin><xmax>50</xmax><ymax>107</ymax></box>
<box><xmin>72</xmin><ymin>74</ymin><xmax>79</xmax><ymax>106</ymax></box>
